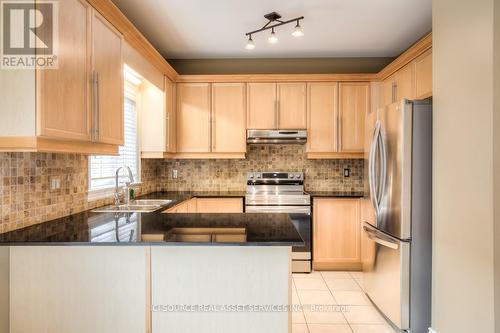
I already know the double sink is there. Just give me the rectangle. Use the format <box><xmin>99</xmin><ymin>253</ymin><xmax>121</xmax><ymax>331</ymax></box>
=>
<box><xmin>91</xmin><ymin>199</ymin><xmax>173</xmax><ymax>213</ymax></box>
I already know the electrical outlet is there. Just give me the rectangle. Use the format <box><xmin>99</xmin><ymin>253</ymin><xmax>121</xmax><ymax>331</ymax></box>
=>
<box><xmin>172</xmin><ymin>169</ymin><xmax>178</xmax><ymax>179</ymax></box>
<box><xmin>343</xmin><ymin>168</ymin><xmax>350</xmax><ymax>177</ymax></box>
<box><xmin>50</xmin><ymin>177</ymin><xmax>61</xmax><ymax>190</ymax></box>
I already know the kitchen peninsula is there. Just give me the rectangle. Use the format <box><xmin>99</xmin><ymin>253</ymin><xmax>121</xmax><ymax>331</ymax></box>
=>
<box><xmin>0</xmin><ymin>192</ymin><xmax>302</xmax><ymax>333</ymax></box>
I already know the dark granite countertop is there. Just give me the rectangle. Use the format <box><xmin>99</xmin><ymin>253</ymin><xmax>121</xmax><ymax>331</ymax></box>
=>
<box><xmin>0</xmin><ymin>192</ymin><xmax>303</xmax><ymax>246</ymax></box>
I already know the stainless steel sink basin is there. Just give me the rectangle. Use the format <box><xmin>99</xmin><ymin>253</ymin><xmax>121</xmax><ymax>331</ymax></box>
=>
<box><xmin>91</xmin><ymin>199</ymin><xmax>172</xmax><ymax>213</ymax></box>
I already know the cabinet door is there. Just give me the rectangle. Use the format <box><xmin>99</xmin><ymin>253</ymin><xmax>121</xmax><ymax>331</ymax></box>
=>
<box><xmin>313</xmin><ymin>198</ymin><xmax>361</xmax><ymax>270</ymax></box>
<box><xmin>381</xmin><ymin>75</ymin><xmax>395</xmax><ymax>107</ymax></box>
<box><xmin>307</xmin><ymin>82</ymin><xmax>338</xmax><ymax>152</ymax></box>
<box><xmin>196</xmin><ymin>198</ymin><xmax>243</xmax><ymax>213</ymax></box>
<box><xmin>165</xmin><ymin>78</ymin><xmax>176</xmax><ymax>153</ymax></box>
<box><xmin>395</xmin><ymin>63</ymin><xmax>415</xmax><ymax>101</ymax></box>
<box><xmin>92</xmin><ymin>11</ymin><xmax>124</xmax><ymax>145</ymax></box>
<box><xmin>277</xmin><ymin>83</ymin><xmax>307</xmax><ymax>129</ymax></box>
<box><xmin>415</xmin><ymin>50</ymin><xmax>432</xmax><ymax>98</ymax></box>
<box><xmin>339</xmin><ymin>83</ymin><xmax>369</xmax><ymax>153</ymax></box>
<box><xmin>176</xmin><ymin>83</ymin><xmax>211</xmax><ymax>152</ymax></box>
<box><xmin>212</xmin><ymin>83</ymin><xmax>246</xmax><ymax>153</ymax></box>
<box><xmin>247</xmin><ymin>83</ymin><xmax>276</xmax><ymax>129</ymax></box>
<box><xmin>37</xmin><ymin>0</ymin><xmax>91</xmax><ymax>141</ymax></box>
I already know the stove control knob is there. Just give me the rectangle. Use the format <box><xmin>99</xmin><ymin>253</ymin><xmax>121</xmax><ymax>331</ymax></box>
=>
<box><xmin>295</xmin><ymin>174</ymin><xmax>301</xmax><ymax>179</ymax></box>
<box><xmin>257</xmin><ymin>174</ymin><xmax>261</xmax><ymax>179</ymax></box>
<box><xmin>249</xmin><ymin>174</ymin><xmax>254</xmax><ymax>179</ymax></box>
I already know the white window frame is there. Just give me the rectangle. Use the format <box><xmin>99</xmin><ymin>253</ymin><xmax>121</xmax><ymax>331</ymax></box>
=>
<box><xmin>88</xmin><ymin>76</ymin><xmax>142</xmax><ymax>201</ymax></box>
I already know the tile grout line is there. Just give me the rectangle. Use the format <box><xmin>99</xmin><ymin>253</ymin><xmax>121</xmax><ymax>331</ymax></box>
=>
<box><xmin>320</xmin><ymin>271</ymin><xmax>355</xmax><ymax>333</ymax></box>
<box><xmin>292</xmin><ymin>276</ymin><xmax>311</xmax><ymax>333</ymax></box>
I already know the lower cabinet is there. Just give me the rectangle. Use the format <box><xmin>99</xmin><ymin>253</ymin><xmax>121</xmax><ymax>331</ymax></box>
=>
<box><xmin>9</xmin><ymin>246</ymin><xmax>149</xmax><ymax>333</ymax></box>
<box><xmin>313</xmin><ymin>198</ymin><xmax>361</xmax><ymax>270</ymax></box>
<box><xmin>163</xmin><ymin>197</ymin><xmax>243</xmax><ymax>214</ymax></box>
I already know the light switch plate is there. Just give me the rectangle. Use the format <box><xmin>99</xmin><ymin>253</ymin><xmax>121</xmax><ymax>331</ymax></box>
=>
<box><xmin>172</xmin><ymin>169</ymin><xmax>178</xmax><ymax>179</ymax></box>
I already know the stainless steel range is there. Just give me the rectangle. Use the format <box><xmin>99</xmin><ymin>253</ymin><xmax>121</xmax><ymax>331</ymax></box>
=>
<box><xmin>245</xmin><ymin>172</ymin><xmax>311</xmax><ymax>273</ymax></box>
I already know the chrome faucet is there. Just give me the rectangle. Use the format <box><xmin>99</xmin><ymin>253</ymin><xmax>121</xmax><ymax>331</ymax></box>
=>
<box><xmin>114</xmin><ymin>166</ymin><xmax>134</xmax><ymax>205</ymax></box>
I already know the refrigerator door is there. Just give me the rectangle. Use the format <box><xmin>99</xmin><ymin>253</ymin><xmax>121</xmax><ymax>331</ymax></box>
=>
<box><xmin>377</xmin><ymin>101</ymin><xmax>413</xmax><ymax>239</ymax></box>
<box><xmin>362</xmin><ymin>222</ymin><xmax>410</xmax><ymax>330</ymax></box>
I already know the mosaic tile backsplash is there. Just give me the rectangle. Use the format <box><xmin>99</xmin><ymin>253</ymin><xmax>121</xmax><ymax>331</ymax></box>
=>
<box><xmin>0</xmin><ymin>153</ymin><xmax>159</xmax><ymax>233</ymax></box>
<box><xmin>157</xmin><ymin>145</ymin><xmax>364</xmax><ymax>193</ymax></box>
<box><xmin>0</xmin><ymin>145</ymin><xmax>363</xmax><ymax>233</ymax></box>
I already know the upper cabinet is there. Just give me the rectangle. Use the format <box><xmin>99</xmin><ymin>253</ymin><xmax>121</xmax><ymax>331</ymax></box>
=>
<box><xmin>306</xmin><ymin>82</ymin><xmax>368</xmax><ymax>159</ymax></box>
<box><xmin>0</xmin><ymin>0</ymin><xmax>123</xmax><ymax>154</ymax></box>
<box><xmin>176</xmin><ymin>83</ymin><xmax>212</xmax><ymax>153</ymax></box>
<box><xmin>247</xmin><ymin>83</ymin><xmax>276</xmax><ymax>129</ymax></box>
<box><xmin>176</xmin><ymin>83</ymin><xmax>246</xmax><ymax>158</ymax></box>
<box><xmin>277</xmin><ymin>83</ymin><xmax>307</xmax><ymax>129</ymax></box>
<box><xmin>307</xmin><ymin>82</ymin><xmax>338</xmax><ymax>153</ymax></box>
<box><xmin>37</xmin><ymin>0</ymin><xmax>92</xmax><ymax>142</ymax></box>
<box><xmin>211</xmin><ymin>83</ymin><xmax>246</xmax><ymax>153</ymax></box>
<box><xmin>91</xmin><ymin>11</ymin><xmax>124</xmax><ymax>145</ymax></box>
<box><xmin>414</xmin><ymin>50</ymin><xmax>432</xmax><ymax>99</ymax></box>
<box><xmin>338</xmin><ymin>83</ymin><xmax>369</xmax><ymax>153</ymax></box>
<box><xmin>247</xmin><ymin>83</ymin><xmax>306</xmax><ymax>130</ymax></box>
<box><xmin>379</xmin><ymin>48</ymin><xmax>433</xmax><ymax>108</ymax></box>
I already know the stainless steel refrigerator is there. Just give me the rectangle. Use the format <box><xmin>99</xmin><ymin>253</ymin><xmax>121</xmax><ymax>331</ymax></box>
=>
<box><xmin>362</xmin><ymin>99</ymin><xmax>432</xmax><ymax>332</ymax></box>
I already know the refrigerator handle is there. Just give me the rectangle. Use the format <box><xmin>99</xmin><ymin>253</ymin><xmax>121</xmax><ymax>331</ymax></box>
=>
<box><xmin>376</xmin><ymin>125</ymin><xmax>388</xmax><ymax>206</ymax></box>
<box><xmin>363</xmin><ymin>223</ymin><xmax>399</xmax><ymax>250</ymax></box>
<box><xmin>368</xmin><ymin>122</ymin><xmax>380</xmax><ymax>215</ymax></box>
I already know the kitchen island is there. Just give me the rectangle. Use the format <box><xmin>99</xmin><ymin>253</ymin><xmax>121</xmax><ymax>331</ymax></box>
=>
<box><xmin>0</xmin><ymin>192</ymin><xmax>303</xmax><ymax>333</ymax></box>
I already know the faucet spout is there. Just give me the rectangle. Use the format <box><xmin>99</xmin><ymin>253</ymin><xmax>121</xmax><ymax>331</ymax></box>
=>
<box><xmin>115</xmin><ymin>166</ymin><xmax>135</xmax><ymax>205</ymax></box>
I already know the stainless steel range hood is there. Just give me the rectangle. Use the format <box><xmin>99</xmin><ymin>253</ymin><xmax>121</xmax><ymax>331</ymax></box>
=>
<box><xmin>246</xmin><ymin>130</ymin><xmax>307</xmax><ymax>144</ymax></box>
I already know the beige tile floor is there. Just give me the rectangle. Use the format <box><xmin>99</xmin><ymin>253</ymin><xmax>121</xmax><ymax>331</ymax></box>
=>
<box><xmin>292</xmin><ymin>271</ymin><xmax>398</xmax><ymax>333</ymax></box>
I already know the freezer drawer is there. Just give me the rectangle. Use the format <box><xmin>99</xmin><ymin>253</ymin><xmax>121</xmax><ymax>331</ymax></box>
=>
<box><xmin>362</xmin><ymin>222</ymin><xmax>410</xmax><ymax>330</ymax></box>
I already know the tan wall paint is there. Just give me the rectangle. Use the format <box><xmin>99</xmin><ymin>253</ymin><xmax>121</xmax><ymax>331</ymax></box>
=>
<box><xmin>168</xmin><ymin>58</ymin><xmax>394</xmax><ymax>75</ymax></box>
<box><xmin>433</xmin><ymin>0</ymin><xmax>496</xmax><ymax>332</ymax></box>
<box><xmin>494</xmin><ymin>0</ymin><xmax>500</xmax><ymax>330</ymax></box>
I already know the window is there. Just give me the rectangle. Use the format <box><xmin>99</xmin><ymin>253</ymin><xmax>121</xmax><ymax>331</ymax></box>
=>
<box><xmin>89</xmin><ymin>70</ymin><xmax>140</xmax><ymax>194</ymax></box>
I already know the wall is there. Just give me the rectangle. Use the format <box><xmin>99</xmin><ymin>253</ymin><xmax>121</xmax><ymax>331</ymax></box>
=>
<box><xmin>157</xmin><ymin>145</ymin><xmax>363</xmax><ymax>193</ymax></box>
<box><xmin>0</xmin><ymin>153</ymin><xmax>159</xmax><ymax>234</ymax></box>
<box><xmin>495</xmin><ymin>0</ymin><xmax>500</xmax><ymax>329</ymax></box>
<box><xmin>433</xmin><ymin>0</ymin><xmax>497</xmax><ymax>332</ymax></box>
<box><xmin>168</xmin><ymin>58</ymin><xmax>394</xmax><ymax>75</ymax></box>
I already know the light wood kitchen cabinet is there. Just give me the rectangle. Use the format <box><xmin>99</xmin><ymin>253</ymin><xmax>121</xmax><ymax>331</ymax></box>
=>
<box><xmin>165</xmin><ymin>78</ymin><xmax>177</xmax><ymax>153</ymax></box>
<box><xmin>313</xmin><ymin>198</ymin><xmax>361</xmax><ymax>270</ymax></box>
<box><xmin>414</xmin><ymin>50</ymin><xmax>432</xmax><ymax>98</ymax></box>
<box><xmin>92</xmin><ymin>10</ymin><xmax>124</xmax><ymax>145</ymax></box>
<box><xmin>381</xmin><ymin>74</ymin><xmax>396</xmax><ymax>107</ymax></box>
<box><xmin>37</xmin><ymin>0</ymin><xmax>92</xmax><ymax>142</ymax></box>
<box><xmin>247</xmin><ymin>82</ymin><xmax>306</xmax><ymax>130</ymax></box>
<box><xmin>196</xmin><ymin>198</ymin><xmax>243</xmax><ymax>213</ymax></box>
<box><xmin>0</xmin><ymin>0</ymin><xmax>123</xmax><ymax>154</ymax></box>
<box><xmin>247</xmin><ymin>83</ymin><xmax>277</xmax><ymax>129</ymax></box>
<box><xmin>175</xmin><ymin>83</ymin><xmax>246</xmax><ymax>158</ymax></box>
<box><xmin>395</xmin><ymin>63</ymin><xmax>415</xmax><ymax>102</ymax></box>
<box><xmin>306</xmin><ymin>82</ymin><xmax>367</xmax><ymax>159</ymax></box>
<box><xmin>277</xmin><ymin>83</ymin><xmax>307</xmax><ymax>129</ymax></box>
<box><xmin>176</xmin><ymin>83</ymin><xmax>211</xmax><ymax>153</ymax></box>
<box><xmin>211</xmin><ymin>83</ymin><xmax>246</xmax><ymax>153</ymax></box>
<box><xmin>338</xmin><ymin>82</ymin><xmax>369</xmax><ymax>153</ymax></box>
<box><xmin>164</xmin><ymin>197</ymin><xmax>243</xmax><ymax>213</ymax></box>
<box><xmin>306</xmin><ymin>82</ymin><xmax>338</xmax><ymax>153</ymax></box>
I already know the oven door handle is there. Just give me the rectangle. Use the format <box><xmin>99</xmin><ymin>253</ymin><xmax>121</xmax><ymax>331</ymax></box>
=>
<box><xmin>245</xmin><ymin>206</ymin><xmax>311</xmax><ymax>214</ymax></box>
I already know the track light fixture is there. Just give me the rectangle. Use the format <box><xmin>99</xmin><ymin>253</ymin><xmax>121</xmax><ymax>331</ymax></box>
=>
<box><xmin>244</xmin><ymin>12</ymin><xmax>304</xmax><ymax>49</ymax></box>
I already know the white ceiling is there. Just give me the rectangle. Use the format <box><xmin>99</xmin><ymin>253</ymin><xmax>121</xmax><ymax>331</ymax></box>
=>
<box><xmin>111</xmin><ymin>0</ymin><xmax>432</xmax><ymax>59</ymax></box>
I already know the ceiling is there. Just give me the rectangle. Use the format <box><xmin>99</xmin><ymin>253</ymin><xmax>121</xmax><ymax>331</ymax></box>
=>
<box><xmin>111</xmin><ymin>0</ymin><xmax>432</xmax><ymax>59</ymax></box>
